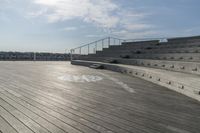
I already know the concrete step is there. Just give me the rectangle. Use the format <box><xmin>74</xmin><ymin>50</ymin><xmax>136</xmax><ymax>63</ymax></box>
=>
<box><xmin>130</xmin><ymin>53</ymin><xmax>200</xmax><ymax>62</ymax></box>
<box><xmin>122</xmin><ymin>40</ymin><xmax>159</xmax><ymax>46</ymax></box>
<box><xmin>120</xmin><ymin>36</ymin><xmax>200</xmax><ymax>48</ymax></box>
<box><xmin>97</xmin><ymin>47</ymin><xmax>200</xmax><ymax>56</ymax></box>
<box><xmin>88</xmin><ymin>53</ymin><xmax>200</xmax><ymax>62</ymax></box>
<box><xmin>111</xmin><ymin>58</ymin><xmax>200</xmax><ymax>75</ymax></box>
<box><xmin>76</xmin><ymin>57</ymin><xmax>200</xmax><ymax>75</ymax></box>
<box><xmin>71</xmin><ymin>60</ymin><xmax>200</xmax><ymax>102</ymax></box>
<box><xmin>121</xmin><ymin>36</ymin><xmax>200</xmax><ymax>48</ymax></box>
<box><xmin>108</xmin><ymin>41</ymin><xmax>200</xmax><ymax>51</ymax></box>
<box><xmin>168</xmin><ymin>36</ymin><xmax>200</xmax><ymax>43</ymax></box>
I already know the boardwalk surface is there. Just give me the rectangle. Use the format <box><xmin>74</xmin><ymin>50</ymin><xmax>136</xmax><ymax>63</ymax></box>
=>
<box><xmin>0</xmin><ymin>61</ymin><xmax>200</xmax><ymax>133</ymax></box>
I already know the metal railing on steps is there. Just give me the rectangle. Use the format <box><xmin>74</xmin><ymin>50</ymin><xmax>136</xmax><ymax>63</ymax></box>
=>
<box><xmin>70</xmin><ymin>37</ymin><xmax>126</xmax><ymax>60</ymax></box>
<box><xmin>70</xmin><ymin>36</ymin><xmax>173</xmax><ymax>61</ymax></box>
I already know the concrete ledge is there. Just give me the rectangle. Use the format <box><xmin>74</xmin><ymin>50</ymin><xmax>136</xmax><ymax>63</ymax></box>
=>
<box><xmin>87</xmin><ymin>53</ymin><xmax>200</xmax><ymax>62</ymax></box>
<box><xmin>99</xmin><ymin>47</ymin><xmax>200</xmax><ymax>54</ymax></box>
<box><xmin>71</xmin><ymin>60</ymin><xmax>200</xmax><ymax>102</ymax></box>
<box><xmin>75</xmin><ymin>57</ymin><xmax>200</xmax><ymax>75</ymax></box>
<box><xmin>111</xmin><ymin>58</ymin><xmax>200</xmax><ymax>75</ymax></box>
<box><xmin>109</xmin><ymin>41</ymin><xmax>200</xmax><ymax>50</ymax></box>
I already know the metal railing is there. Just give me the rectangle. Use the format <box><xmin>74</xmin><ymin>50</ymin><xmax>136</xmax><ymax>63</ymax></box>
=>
<box><xmin>70</xmin><ymin>37</ymin><xmax>126</xmax><ymax>60</ymax></box>
<box><xmin>70</xmin><ymin>36</ymin><xmax>172</xmax><ymax>61</ymax></box>
<box><xmin>69</xmin><ymin>34</ymin><xmax>200</xmax><ymax>61</ymax></box>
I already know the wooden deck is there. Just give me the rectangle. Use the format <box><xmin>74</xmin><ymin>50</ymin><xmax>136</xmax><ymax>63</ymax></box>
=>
<box><xmin>0</xmin><ymin>61</ymin><xmax>200</xmax><ymax>133</ymax></box>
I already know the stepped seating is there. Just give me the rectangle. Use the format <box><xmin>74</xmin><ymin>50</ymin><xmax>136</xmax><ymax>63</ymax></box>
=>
<box><xmin>100</xmin><ymin>46</ymin><xmax>200</xmax><ymax>54</ymax></box>
<box><xmin>96</xmin><ymin>41</ymin><xmax>200</xmax><ymax>55</ymax></box>
<box><xmin>107</xmin><ymin>39</ymin><xmax>200</xmax><ymax>50</ymax></box>
<box><xmin>76</xmin><ymin>57</ymin><xmax>200</xmax><ymax>75</ymax></box>
<box><xmin>71</xmin><ymin>35</ymin><xmax>200</xmax><ymax>102</ymax></box>
<box><xmin>91</xmin><ymin>39</ymin><xmax>200</xmax><ymax>61</ymax></box>
<box><xmin>89</xmin><ymin>53</ymin><xmax>200</xmax><ymax>62</ymax></box>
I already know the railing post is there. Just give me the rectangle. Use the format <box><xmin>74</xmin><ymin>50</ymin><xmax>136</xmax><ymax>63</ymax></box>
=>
<box><xmin>70</xmin><ymin>49</ymin><xmax>73</xmax><ymax>61</ymax></box>
<box><xmin>108</xmin><ymin>37</ymin><xmax>110</xmax><ymax>47</ymax></box>
<box><xmin>71</xmin><ymin>37</ymin><xmax>127</xmax><ymax>59</ymax></box>
<box><xmin>93</xmin><ymin>48</ymin><xmax>95</xmax><ymax>53</ymax></box>
<box><xmin>79</xmin><ymin>47</ymin><xmax>81</xmax><ymax>55</ymax></box>
<box><xmin>88</xmin><ymin>44</ymin><xmax>90</xmax><ymax>55</ymax></box>
<box><xmin>95</xmin><ymin>41</ymin><xmax>97</xmax><ymax>53</ymax></box>
<box><xmin>102</xmin><ymin>39</ymin><xmax>104</xmax><ymax>50</ymax></box>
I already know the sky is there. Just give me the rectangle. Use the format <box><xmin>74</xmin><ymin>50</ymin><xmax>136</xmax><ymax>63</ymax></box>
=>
<box><xmin>0</xmin><ymin>0</ymin><xmax>200</xmax><ymax>53</ymax></box>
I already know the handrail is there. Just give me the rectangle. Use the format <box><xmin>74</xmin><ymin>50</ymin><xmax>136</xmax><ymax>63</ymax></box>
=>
<box><xmin>71</xmin><ymin>34</ymin><xmax>200</xmax><ymax>51</ymax></box>
<box><xmin>72</xmin><ymin>37</ymin><xmax>109</xmax><ymax>51</ymax></box>
<box><xmin>70</xmin><ymin>36</ymin><xmax>181</xmax><ymax>61</ymax></box>
<box><xmin>70</xmin><ymin>37</ymin><xmax>127</xmax><ymax>60</ymax></box>
<box><xmin>69</xmin><ymin>35</ymin><xmax>200</xmax><ymax>61</ymax></box>
<box><xmin>71</xmin><ymin>37</ymin><xmax>127</xmax><ymax>50</ymax></box>
<box><xmin>69</xmin><ymin>36</ymin><xmax>166</xmax><ymax>61</ymax></box>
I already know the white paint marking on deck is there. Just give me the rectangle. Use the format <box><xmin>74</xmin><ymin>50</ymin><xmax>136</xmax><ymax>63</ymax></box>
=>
<box><xmin>99</xmin><ymin>73</ymin><xmax>135</xmax><ymax>93</ymax></box>
<box><xmin>58</xmin><ymin>74</ymin><xmax>103</xmax><ymax>83</ymax></box>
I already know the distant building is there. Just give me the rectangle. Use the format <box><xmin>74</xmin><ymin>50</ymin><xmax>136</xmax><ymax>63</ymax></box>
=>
<box><xmin>0</xmin><ymin>52</ymin><xmax>70</xmax><ymax>61</ymax></box>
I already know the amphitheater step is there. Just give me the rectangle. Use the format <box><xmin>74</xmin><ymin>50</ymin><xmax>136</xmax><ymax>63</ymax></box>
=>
<box><xmin>122</xmin><ymin>40</ymin><xmax>159</xmax><ymax>46</ymax></box>
<box><xmin>88</xmin><ymin>53</ymin><xmax>200</xmax><ymax>62</ymax></box>
<box><xmin>76</xmin><ymin>57</ymin><xmax>200</xmax><ymax>75</ymax></box>
<box><xmin>130</xmin><ymin>53</ymin><xmax>200</xmax><ymax>62</ymax></box>
<box><xmin>168</xmin><ymin>36</ymin><xmax>200</xmax><ymax>43</ymax></box>
<box><xmin>108</xmin><ymin>41</ymin><xmax>200</xmax><ymax>51</ymax></box>
<box><xmin>71</xmin><ymin>60</ymin><xmax>200</xmax><ymax>102</ymax></box>
<box><xmin>100</xmin><ymin>46</ymin><xmax>200</xmax><ymax>54</ymax></box>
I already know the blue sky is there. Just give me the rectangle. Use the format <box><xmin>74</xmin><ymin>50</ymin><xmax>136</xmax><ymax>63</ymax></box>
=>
<box><xmin>0</xmin><ymin>0</ymin><xmax>200</xmax><ymax>53</ymax></box>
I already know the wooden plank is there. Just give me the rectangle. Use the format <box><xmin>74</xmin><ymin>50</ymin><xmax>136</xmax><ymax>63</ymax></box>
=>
<box><xmin>0</xmin><ymin>116</ymin><xmax>18</xmax><ymax>133</ymax></box>
<box><xmin>0</xmin><ymin>91</ymin><xmax>79</xmax><ymax>133</ymax></box>
<box><xmin>0</xmin><ymin>62</ymin><xmax>200</xmax><ymax>133</ymax></box>
<box><xmin>0</xmin><ymin>82</ymin><xmax>160</xmax><ymax>133</ymax></box>
<box><xmin>0</xmin><ymin>98</ymin><xmax>49</xmax><ymax>133</ymax></box>
<box><xmin>0</xmin><ymin>90</ymin><xmax>100</xmax><ymax>133</ymax></box>
<box><xmin>0</xmin><ymin>87</ymin><xmax>134</xmax><ymax>133</ymax></box>
<box><xmin>0</xmin><ymin>77</ymin><xmax>193</xmax><ymax>132</ymax></box>
<box><xmin>3</xmin><ymin>81</ymin><xmax>194</xmax><ymax>133</ymax></box>
<box><xmin>0</xmin><ymin>105</ymin><xmax>33</xmax><ymax>133</ymax></box>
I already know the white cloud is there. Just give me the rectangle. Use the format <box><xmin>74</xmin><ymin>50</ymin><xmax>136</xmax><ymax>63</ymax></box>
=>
<box><xmin>184</xmin><ymin>27</ymin><xmax>200</xmax><ymax>34</ymax></box>
<box><xmin>85</xmin><ymin>34</ymin><xmax>106</xmax><ymax>38</ymax></box>
<box><xmin>0</xmin><ymin>12</ymin><xmax>10</xmax><ymax>22</ymax></box>
<box><xmin>28</xmin><ymin>8</ymin><xmax>47</xmax><ymax>17</ymax></box>
<box><xmin>33</xmin><ymin>0</ymin><xmax>119</xmax><ymax>28</ymax></box>
<box><xmin>62</xmin><ymin>27</ymin><xmax>77</xmax><ymax>31</ymax></box>
<box><xmin>112</xmin><ymin>30</ymin><xmax>158</xmax><ymax>39</ymax></box>
<box><xmin>124</xmin><ymin>23</ymin><xmax>153</xmax><ymax>31</ymax></box>
<box><xmin>31</xmin><ymin>0</ymin><xmax>157</xmax><ymax>38</ymax></box>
